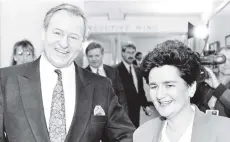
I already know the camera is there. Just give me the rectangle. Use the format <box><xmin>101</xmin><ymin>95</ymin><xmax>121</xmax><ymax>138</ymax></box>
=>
<box><xmin>200</xmin><ymin>54</ymin><xmax>226</xmax><ymax>65</ymax></box>
<box><xmin>198</xmin><ymin>48</ymin><xmax>226</xmax><ymax>82</ymax></box>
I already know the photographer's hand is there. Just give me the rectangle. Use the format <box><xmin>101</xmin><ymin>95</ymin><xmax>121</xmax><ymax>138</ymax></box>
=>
<box><xmin>204</xmin><ymin>66</ymin><xmax>220</xmax><ymax>89</ymax></box>
<box><xmin>204</xmin><ymin>67</ymin><xmax>220</xmax><ymax>109</ymax></box>
<box><xmin>218</xmin><ymin>74</ymin><xmax>230</xmax><ymax>86</ymax></box>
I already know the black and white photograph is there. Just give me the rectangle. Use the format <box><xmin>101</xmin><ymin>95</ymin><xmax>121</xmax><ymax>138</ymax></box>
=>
<box><xmin>0</xmin><ymin>0</ymin><xmax>230</xmax><ymax>142</ymax></box>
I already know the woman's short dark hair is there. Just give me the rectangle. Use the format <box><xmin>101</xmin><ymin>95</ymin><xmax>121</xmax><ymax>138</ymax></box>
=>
<box><xmin>141</xmin><ymin>40</ymin><xmax>201</xmax><ymax>86</ymax></box>
<box><xmin>12</xmin><ymin>39</ymin><xmax>35</xmax><ymax>65</ymax></box>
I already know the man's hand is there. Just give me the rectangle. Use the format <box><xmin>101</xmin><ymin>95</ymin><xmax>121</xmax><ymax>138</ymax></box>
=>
<box><xmin>204</xmin><ymin>66</ymin><xmax>220</xmax><ymax>89</ymax></box>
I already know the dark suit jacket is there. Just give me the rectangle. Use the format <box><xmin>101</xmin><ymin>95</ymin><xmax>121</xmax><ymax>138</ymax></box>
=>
<box><xmin>133</xmin><ymin>60</ymin><xmax>138</xmax><ymax>66</ymax></box>
<box><xmin>0</xmin><ymin>58</ymin><xmax>135</xmax><ymax>142</ymax></box>
<box><xmin>85</xmin><ymin>64</ymin><xmax>128</xmax><ymax>114</ymax></box>
<box><xmin>114</xmin><ymin>62</ymin><xmax>150</xmax><ymax>127</ymax></box>
<box><xmin>134</xmin><ymin>106</ymin><xmax>230</xmax><ymax>142</ymax></box>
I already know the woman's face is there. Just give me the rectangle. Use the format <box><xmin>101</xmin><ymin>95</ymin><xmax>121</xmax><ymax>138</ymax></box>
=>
<box><xmin>148</xmin><ymin>65</ymin><xmax>195</xmax><ymax>119</ymax></box>
<box><xmin>14</xmin><ymin>46</ymin><xmax>34</xmax><ymax>65</ymax></box>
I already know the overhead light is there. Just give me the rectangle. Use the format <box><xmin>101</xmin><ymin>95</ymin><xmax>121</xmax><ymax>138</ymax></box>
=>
<box><xmin>194</xmin><ymin>25</ymin><xmax>209</xmax><ymax>39</ymax></box>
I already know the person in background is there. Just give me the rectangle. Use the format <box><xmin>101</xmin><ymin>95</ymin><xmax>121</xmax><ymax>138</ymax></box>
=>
<box><xmin>134</xmin><ymin>40</ymin><xmax>230</xmax><ymax>142</ymax></box>
<box><xmin>114</xmin><ymin>42</ymin><xmax>153</xmax><ymax>128</ymax></box>
<box><xmin>12</xmin><ymin>39</ymin><xmax>35</xmax><ymax>65</ymax></box>
<box><xmin>133</xmin><ymin>52</ymin><xmax>143</xmax><ymax>67</ymax></box>
<box><xmin>192</xmin><ymin>47</ymin><xmax>230</xmax><ymax>117</ymax></box>
<box><xmin>85</xmin><ymin>41</ymin><xmax>128</xmax><ymax>114</ymax></box>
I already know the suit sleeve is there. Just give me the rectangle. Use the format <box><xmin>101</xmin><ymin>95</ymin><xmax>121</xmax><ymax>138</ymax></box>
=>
<box><xmin>212</xmin><ymin>84</ymin><xmax>230</xmax><ymax>114</ymax></box>
<box><xmin>136</xmin><ymin>69</ymin><xmax>152</xmax><ymax>108</ymax></box>
<box><xmin>0</xmin><ymin>78</ymin><xmax>5</xmax><ymax>142</ymax></box>
<box><xmin>105</xmin><ymin>80</ymin><xmax>135</xmax><ymax>142</ymax></box>
<box><xmin>113</xmin><ymin>68</ymin><xmax>128</xmax><ymax>114</ymax></box>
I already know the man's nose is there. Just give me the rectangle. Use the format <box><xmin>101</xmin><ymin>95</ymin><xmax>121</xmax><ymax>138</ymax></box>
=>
<box><xmin>59</xmin><ymin>35</ymin><xmax>68</xmax><ymax>49</ymax></box>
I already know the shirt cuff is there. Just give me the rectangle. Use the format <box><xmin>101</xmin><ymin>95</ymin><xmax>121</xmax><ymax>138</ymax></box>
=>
<box><xmin>213</xmin><ymin>83</ymin><xmax>227</xmax><ymax>99</ymax></box>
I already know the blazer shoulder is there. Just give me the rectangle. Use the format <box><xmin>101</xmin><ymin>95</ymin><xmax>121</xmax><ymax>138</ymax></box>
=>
<box><xmin>0</xmin><ymin>62</ymin><xmax>32</xmax><ymax>77</ymax></box>
<box><xmin>210</xmin><ymin>115</ymin><xmax>230</xmax><ymax>129</ymax></box>
<box><xmin>207</xmin><ymin>115</ymin><xmax>230</xmax><ymax>140</ymax></box>
<box><xmin>82</xmin><ymin>67</ymin><xmax>111</xmax><ymax>85</ymax></box>
<box><xmin>134</xmin><ymin>117</ymin><xmax>162</xmax><ymax>141</ymax></box>
<box><xmin>103</xmin><ymin>64</ymin><xmax>113</xmax><ymax>71</ymax></box>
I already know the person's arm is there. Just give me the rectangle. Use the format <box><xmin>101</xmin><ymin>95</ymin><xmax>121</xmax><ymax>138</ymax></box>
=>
<box><xmin>0</xmin><ymin>78</ymin><xmax>6</xmax><ymax>142</ymax></box>
<box><xmin>113</xmin><ymin>68</ymin><xmax>129</xmax><ymax>114</ymax></box>
<box><xmin>105</xmin><ymin>81</ymin><xmax>135</xmax><ymax>142</ymax></box>
<box><xmin>212</xmin><ymin>84</ymin><xmax>230</xmax><ymax>111</ymax></box>
<box><xmin>204</xmin><ymin>67</ymin><xmax>230</xmax><ymax>112</ymax></box>
<box><xmin>137</xmin><ymin>75</ymin><xmax>154</xmax><ymax>116</ymax></box>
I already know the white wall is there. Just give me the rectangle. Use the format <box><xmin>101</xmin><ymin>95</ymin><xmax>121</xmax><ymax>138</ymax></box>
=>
<box><xmin>133</xmin><ymin>35</ymin><xmax>186</xmax><ymax>55</ymax></box>
<box><xmin>208</xmin><ymin>3</ymin><xmax>230</xmax><ymax>47</ymax></box>
<box><xmin>88</xmin><ymin>15</ymin><xmax>202</xmax><ymax>34</ymax></box>
<box><xmin>0</xmin><ymin>0</ymin><xmax>84</xmax><ymax>67</ymax></box>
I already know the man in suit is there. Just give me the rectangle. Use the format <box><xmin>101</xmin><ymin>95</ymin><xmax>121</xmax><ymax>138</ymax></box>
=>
<box><xmin>134</xmin><ymin>40</ymin><xmax>230</xmax><ymax>142</ymax></box>
<box><xmin>85</xmin><ymin>41</ymin><xmax>128</xmax><ymax>114</ymax></box>
<box><xmin>0</xmin><ymin>4</ymin><xmax>135</xmax><ymax>142</ymax></box>
<box><xmin>114</xmin><ymin>42</ymin><xmax>153</xmax><ymax>128</ymax></box>
<box><xmin>133</xmin><ymin>52</ymin><xmax>142</xmax><ymax>67</ymax></box>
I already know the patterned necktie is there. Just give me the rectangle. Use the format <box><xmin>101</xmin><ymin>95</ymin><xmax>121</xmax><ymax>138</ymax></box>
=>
<box><xmin>49</xmin><ymin>69</ymin><xmax>66</xmax><ymax>142</ymax></box>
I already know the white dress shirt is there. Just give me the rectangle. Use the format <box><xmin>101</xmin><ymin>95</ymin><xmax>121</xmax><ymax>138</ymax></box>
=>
<box><xmin>40</xmin><ymin>54</ymin><xmax>76</xmax><ymax>132</ymax></box>
<box><xmin>122</xmin><ymin>60</ymin><xmax>138</xmax><ymax>92</ymax></box>
<box><xmin>160</xmin><ymin>105</ymin><xmax>195</xmax><ymax>142</ymax></box>
<box><xmin>90</xmin><ymin>64</ymin><xmax>107</xmax><ymax>77</ymax></box>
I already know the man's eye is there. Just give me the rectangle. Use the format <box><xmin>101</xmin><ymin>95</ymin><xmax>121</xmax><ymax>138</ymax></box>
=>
<box><xmin>166</xmin><ymin>85</ymin><xmax>174</xmax><ymax>88</ymax></box>
<box><xmin>69</xmin><ymin>35</ymin><xmax>79</xmax><ymax>40</ymax></box>
<box><xmin>53</xmin><ymin>31</ymin><xmax>62</xmax><ymax>35</ymax></box>
<box><xmin>150</xmin><ymin>86</ymin><xmax>157</xmax><ymax>89</ymax></box>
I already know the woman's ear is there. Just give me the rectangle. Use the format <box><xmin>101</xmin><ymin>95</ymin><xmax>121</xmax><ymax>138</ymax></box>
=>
<box><xmin>13</xmin><ymin>55</ymin><xmax>17</xmax><ymax>62</ymax></box>
<box><xmin>188</xmin><ymin>81</ymin><xmax>197</xmax><ymax>98</ymax></box>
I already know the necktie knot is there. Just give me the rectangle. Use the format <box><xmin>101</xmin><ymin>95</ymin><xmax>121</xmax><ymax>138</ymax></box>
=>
<box><xmin>55</xmin><ymin>69</ymin><xmax>62</xmax><ymax>80</ymax></box>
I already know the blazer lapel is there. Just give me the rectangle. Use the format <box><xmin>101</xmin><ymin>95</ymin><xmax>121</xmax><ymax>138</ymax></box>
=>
<box><xmin>65</xmin><ymin>64</ymin><xmax>94</xmax><ymax>141</ymax></box>
<box><xmin>85</xmin><ymin>65</ymin><xmax>91</xmax><ymax>72</ymax></box>
<box><xmin>18</xmin><ymin>58</ymin><xmax>50</xmax><ymax>142</ymax></box>
<box><xmin>191</xmin><ymin>106</ymin><xmax>215</xmax><ymax>142</ymax></box>
<box><xmin>155</xmin><ymin>118</ymin><xmax>166</xmax><ymax>142</ymax></box>
<box><xmin>103</xmin><ymin>64</ymin><xmax>112</xmax><ymax>78</ymax></box>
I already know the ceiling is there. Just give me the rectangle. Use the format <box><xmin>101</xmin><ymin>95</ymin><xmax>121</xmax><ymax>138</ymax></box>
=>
<box><xmin>84</xmin><ymin>0</ymin><xmax>227</xmax><ymax>20</ymax></box>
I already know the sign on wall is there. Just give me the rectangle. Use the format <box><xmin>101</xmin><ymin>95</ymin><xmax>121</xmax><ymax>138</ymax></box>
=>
<box><xmin>88</xmin><ymin>24</ymin><xmax>158</xmax><ymax>33</ymax></box>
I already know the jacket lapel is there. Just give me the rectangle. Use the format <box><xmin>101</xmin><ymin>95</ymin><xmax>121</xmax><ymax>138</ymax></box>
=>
<box><xmin>191</xmin><ymin>106</ymin><xmax>215</xmax><ymax>142</ymax></box>
<box><xmin>85</xmin><ymin>65</ymin><xmax>91</xmax><ymax>72</ymax></box>
<box><xmin>18</xmin><ymin>58</ymin><xmax>50</xmax><ymax>142</ymax></box>
<box><xmin>65</xmin><ymin>64</ymin><xmax>94</xmax><ymax>141</ymax></box>
<box><xmin>103</xmin><ymin>64</ymin><xmax>112</xmax><ymax>78</ymax></box>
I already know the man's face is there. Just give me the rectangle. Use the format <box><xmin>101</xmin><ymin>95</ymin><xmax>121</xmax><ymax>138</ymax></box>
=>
<box><xmin>43</xmin><ymin>10</ymin><xmax>85</xmax><ymax>68</ymax></box>
<box><xmin>148</xmin><ymin>65</ymin><xmax>194</xmax><ymax>119</ymax></box>
<box><xmin>86</xmin><ymin>48</ymin><xmax>103</xmax><ymax>68</ymax></box>
<box><xmin>136</xmin><ymin>54</ymin><xmax>143</xmax><ymax>61</ymax></box>
<box><xmin>219</xmin><ymin>50</ymin><xmax>230</xmax><ymax>75</ymax></box>
<box><xmin>122</xmin><ymin>47</ymin><xmax>136</xmax><ymax>64</ymax></box>
<box><xmin>14</xmin><ymin>46</ymin><xmax>34</xmax><ymax>65</ymax></box>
